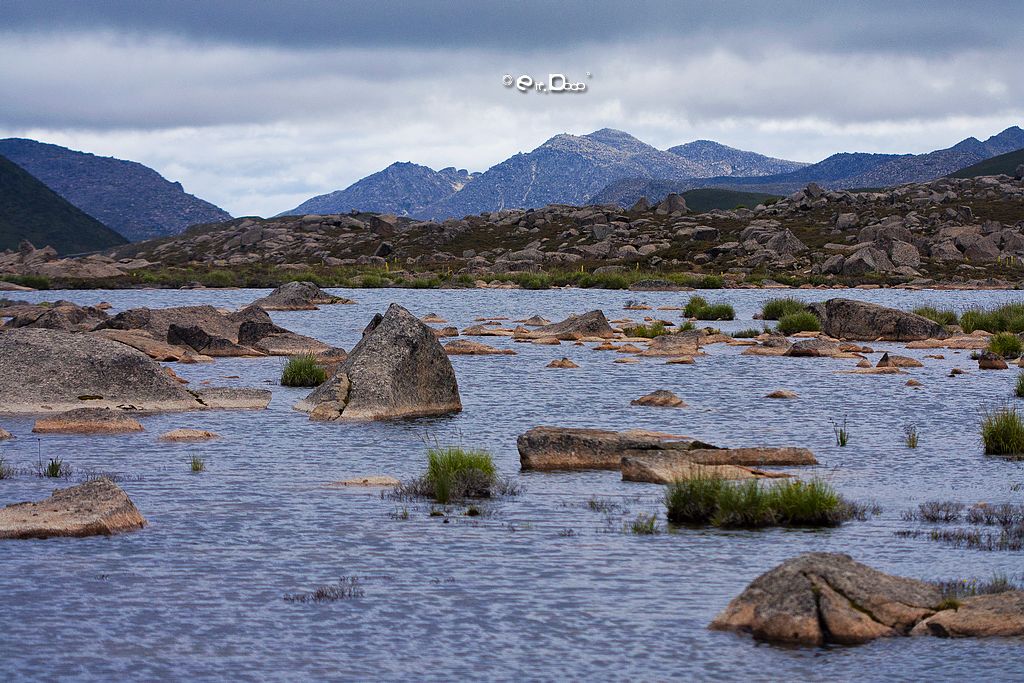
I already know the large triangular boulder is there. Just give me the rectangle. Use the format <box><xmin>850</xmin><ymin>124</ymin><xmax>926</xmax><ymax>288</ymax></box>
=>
<box><xmin>294</xmin><ymin>304</ymin><xmax>461</xmax><ymax>420</ymax></box>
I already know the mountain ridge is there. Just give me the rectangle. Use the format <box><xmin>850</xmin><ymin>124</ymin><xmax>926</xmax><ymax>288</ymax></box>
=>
<box><xmin>0</xmin><ymin>138</ymin><xmax>232</xmax><ymax>241</ymax></box>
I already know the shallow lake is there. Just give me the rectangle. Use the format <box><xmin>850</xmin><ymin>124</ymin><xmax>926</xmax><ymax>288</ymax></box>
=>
<box><xmin>2</xmin><ymin>286</ymin><xmax>1024</xmax><ymax>680</ymax></box>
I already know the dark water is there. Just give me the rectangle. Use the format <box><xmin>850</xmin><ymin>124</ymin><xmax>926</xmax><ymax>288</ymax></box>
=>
<box><xmin>2</xmin><ymin>287</ymin><xmax>1023</xmax><ymax>681</ymax></box>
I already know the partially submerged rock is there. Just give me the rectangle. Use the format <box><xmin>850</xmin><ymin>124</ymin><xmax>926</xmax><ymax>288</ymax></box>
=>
<box><xmin>911</xmin><ymin>591</ymin><xmax>1024</xmax><ymax>638</ymax></box>
<box><xmin>444</xmin><ymin>339</ymin><xmax>516</xmax><ymax>355</ymax></box>
<box><xmin>877</xmin><ymin>352</ymin><xmax>923</xmax><ymax>368</ymax></box>
<box><xmin>168</xmin><ymin>324</ymin><xmax>260</xmax><ymax>357</ymax></box>
<box><xmin>97</xmin><ymin>304</ymin><xmax>270</xmax><ymax>343</ymax></box>
<box><xmin>0</xmin><ymin>328</ymin><xmax>204</xmax><ymax>413</ymax></box>
<box><xmin>3</xmin><ymin>300</ymin><xmax>109</xmax><ymax>332</ymax></box>
<box><xmin>0</xmin><ymin>479</ymin><xmax>146</xmax><ymax>539</ymax></box>
<box><xmin>765</xmin><ymin>390</ymin><xmax>798</xmax><ymax>399</ymax></box>
<box><xmin>631</xmin><ymin>390</ymin><xmax>686</xmax><ymax>407</ymax></box>
<box><xmin>638</xmin><ymin>331</ymin><xmax>703</xmax><ymax>357</ymax></box>
<box><xmin>807</xmin><ymin>299</ymin><xmax>948</xmax><ymax>341</ymax></box>
<box><xmin>783</xmin><ymin>338</ymin><xmax>855</xmax><ymax>358</ymax></box>
<box><xmin>158</xmin><ymin>428</ymin><xmax>220</xmax><ymax>441</ymax></box>
<box><xmin>251</xmin><ymin>281</ymin><xmax>350</xmax><ymax>310</ymax></box>
<box><xmin>326</xmin><ymin>475</ymin><xmax>401</xmax><ymax>488</ymax></box>
<box><xmin>90</xmin><ymin>328</ymin><xmax>206</xmax><ymax>363</ymax></box>
<box><xmin>978</xmin><ymin>351</ymin><xmax>1009</xmax><ymax>370</ymax></box>
<box><xmin>710</xmin><ymin>553</ymin><xmax>942</xmax><ymax>645</ymax></box>
<box><xmin>547</xmin><ymin>357</ymin><xmax>579</xmax><ymax>368</ymax></box>
<box><xmin>518</xmin><ymin>310</ymin><xmax>614</xmax><ymax>340</ymax></box>
<box><xmin>295</xmin><ymin>304</ymin><xmax>462</xmax><ymax>420</ymax></box>
<box><xmin>32</xmin><ymin>407</ymin><xmax>144</xmax><ymax>434</ymax></box>
<box><xmin>517</xmin><ymin>426</ymin><xmax>814</xmax><ymax>472</ymax></box>
<box><xmin>621</xmin><ymin>456</ymin><xmax>787</xmax><ymax>483</ymax></box>
<box><xmin>0</xmin><ymin>427</ymin><xmax>13</xmax><ymax>440</ymax></box>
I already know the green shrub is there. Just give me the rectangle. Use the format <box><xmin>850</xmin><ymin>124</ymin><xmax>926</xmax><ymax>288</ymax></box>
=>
<box><xmin>988</xmin><ymin>332</ymin><xmax>1024</xmax><ymax>359</ymax></box>
<box><xmin>1016</xmin><ymin>371</ymin><xmax>1024</xmax><ymax>398</ymax></box>
<box><xmin>913</xmin><ymin>306</ymin><xmax>958</xmax><ymax>326</ymax></box>
<box><xmin>777</xmin><ymin>311</ymin><xmax>821</xmax><ymax>335</ymax></box>
<box><xmin>623</xmin><ymin>321</ymin><xmax>668</xmax><ymax>338</ymax></box>
<box><xmin>664</xmin><ymin>475</ymin><xmax>851</xmax><ymax>528</ymax></box>
<box><xmin>281</xmin><ymin>354</ymin><xmax>328</xmax><ymax>387</ymax></box>
<box><xmin>425</xmin><ymin>447</ymin><xmax>498</xmax><ymax>504</ymax></box>
<box><xmin>761</xmin><ymin>297</ymin><xmax>807</xmax><ymax>320</ymax></box>
<box><xmin>684</xmin><ymin>295</ymin><xmax>734</xmax><ymax>320</ymax></box>
<box><xmin>981</xmin><ymin>406</ymin><xmax>1024</xmax><ymax>456</ymax></box>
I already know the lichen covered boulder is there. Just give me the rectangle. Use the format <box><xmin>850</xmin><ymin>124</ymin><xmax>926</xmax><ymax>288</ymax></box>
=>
<box><xmin>519</xmin><ymin>310</ymin><xmax>614</xmax><ymax>340</ymax></box>
<box><xmin>806</xmin><ymin>299</ymin><xmax>948</xmax><ymax>341</ymax></box>
<box><xmin>0</xmin><ymin>328</ymin><xmax>204</xmax><ymax>413</ymax></box>
<box><xmin>0</xmin><ymin>479</ymin><xmax>147</xmax><ymax>539</ymax></box>
<box><xmin>295</xmin><ymin>303</ymin><xmax>461</xmax><ymax>420</ymax></box>
<box><xmin>710</xmin><ymin>553</ymin><xmax>942</xmax><ymax>645</ymax></box>
<box><xmin>251</xmin><ymin>281</ymin><xmax>351</xmax><ymax>311</ymax></box>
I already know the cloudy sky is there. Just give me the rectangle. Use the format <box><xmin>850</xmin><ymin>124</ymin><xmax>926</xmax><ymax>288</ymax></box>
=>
<box><xmin>2</xmin><ymin>0</ymin><xmax>1022</xmax><ymax>217</ymax></box>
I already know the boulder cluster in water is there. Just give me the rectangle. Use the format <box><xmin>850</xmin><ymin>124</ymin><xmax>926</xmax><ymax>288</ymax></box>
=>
<box><xmin>2</xmin><ymin>281</ymin><xmax>1022</xmax><ymax>644</ymax></box>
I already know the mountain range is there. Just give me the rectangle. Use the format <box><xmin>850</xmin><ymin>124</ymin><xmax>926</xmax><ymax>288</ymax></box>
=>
<box><xmin>0</xmin><ymin>138</ymin><xmax>231</xmax><ymax>241</ymax></box>
<box><xmin>284</xmin><ymin>126</ymin><xmax>1024</xmax><ymax>217</ymax></box>
<box><xmin>0</xmin><ymin>153</ymin><xmax>127</xmax><ymax>254</ymax></box>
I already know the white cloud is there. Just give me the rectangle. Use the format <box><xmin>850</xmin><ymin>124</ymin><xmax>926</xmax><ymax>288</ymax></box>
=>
<box><xmin>0</xmin><ymin>31</ymin><xmax>1021</xmax><ymax>216</ymax></box>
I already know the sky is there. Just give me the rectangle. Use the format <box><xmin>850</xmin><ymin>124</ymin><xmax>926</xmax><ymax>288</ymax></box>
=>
<box><xmin>2</xmin><ymin>0</ymin><xmax>1023</xmax><ymax>217</ymax></box>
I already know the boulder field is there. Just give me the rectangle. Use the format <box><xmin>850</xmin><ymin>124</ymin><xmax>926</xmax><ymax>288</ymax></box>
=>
<box><xmin>711</xmin><ymin>553</ymin><xmax>1024</xmax><ymax>644</ymax></box>
<box><xmin>295</xmin><ymin>303</ymin><xmax>462</xmax><ymax>420</ymax></box>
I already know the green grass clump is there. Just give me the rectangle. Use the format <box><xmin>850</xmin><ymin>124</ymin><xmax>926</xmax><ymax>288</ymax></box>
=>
<box><xmin>1016</xmin><ymin>371</ymin><xmax>1024</xmax><ymax>398</ymax></box>
<box><xmin>623</xmin><ymin>321</ymin><xmax>668</xmax><ymax>338</ymax></box>
<box><xmin>981</xmin><ymin>406</ymin><xmax>1024</xmax><ymax>457</ymax></box>
<box><xmin>666</xmin><ymin>273</ymin><xmax>724</xmax><ymax>289</ymax></box>
<box><xmin>0</xmin><ymin>457</ymin><xmax>13</xmax><ymax>479</ymax></box>
<box><xmin>913</xmin><ymin>306</ymin><xmax>958</xmax><ymax>326</ymax></box>
<box><xmin>761</xmin><ymin>297</ymin><xmax>807</xmax><ymax>320</ymax></box>
<box><xmin>426</xmin><ymin>447</ymin><xmax>497</xmax><ymax>504</ymax></box>
<box><xmin>664</xmin><ymin>475</ymin><xmax>851</xmax><ymax>528</ymax></box>
<box><xmin>960</xmin><ymin>304</ymin><xmax>1024</xmax><ymax>334</ymax></box>
<box><xmin>832</xmin><ymin>417</ymin><xmax>850</xmax><ymax>447</ymax></box>
<box><xmin>41</xmin><ymin>457</ymin><xmax>67</xmax><ymax>478</ymax></box>
<box><xmin>683</xmin><ymin>295</ymin><xmax>735</xmax><ymax>320</ymax></box>
<box><xmin>281</xmin><ymin>354</ymin><xmax>328</xmax><ymax>387</ymax></box>
<box><xmin>777</xmin><ymin>310</ymin><xmax>821</xmax><ymax>335</ymax></box>
<box><xmin>988</xmin><ymin>332</ymin><xmax>1024</xmax><ymax>359</ymax></box>
<box><xmin>1</xmin><ymin>274</ymin><xmax>51</xmax><ymax>290</ymax></box>
<box><xmin>904</xmin><ymin>424</ymin><xmax>919</xmax><ymax>449</ymax></box>
<box><xmin>731</xmin><ymin>328</ymin><xmax>763</xmax><ymax>338</ymax></box>
<box><xmin>189</xmin><ymin>455</ymin><xmax>206</xmax><ymax>473</ymax></box>
<box><xmin>627</xmin><ymin>513</ymin><xmax>661</xmax><ymax>535</ymax></box>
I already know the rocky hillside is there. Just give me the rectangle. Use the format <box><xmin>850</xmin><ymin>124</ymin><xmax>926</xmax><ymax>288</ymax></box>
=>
<box><xmin>0</xmin><ymin>138</ymin><xmax>232</xmax><ymax>241</ymax></box>
<box><xmin>0</xmin><ymin>154</ymin><xmax>127</xmax><ymax>255</ymax></box>
<box><xmin>282</xmin><ymin>162</ymin><xmax>475</xmax><ymax>217</ymax></box>
<box><xmin>86</xmin><ymin>171</ymin><xmax>1024</xmax><ymax>287</ymax></box>
<box><xmin>667</xmin><ymin>140</ymin><xmax>807</xmax><ymax>176</ymax></box>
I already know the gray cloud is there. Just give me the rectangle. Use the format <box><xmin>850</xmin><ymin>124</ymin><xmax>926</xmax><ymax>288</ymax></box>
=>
<box><xmin>0</xmin><ymin>2</ymin><xmax>1022</xmax><ymax>217</ymax></box>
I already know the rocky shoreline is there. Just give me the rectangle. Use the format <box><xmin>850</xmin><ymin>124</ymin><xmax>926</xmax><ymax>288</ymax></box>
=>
<box><xmin>2</xmin><ymin>174</ymin><xmax>1024</xmax><ymax>291</ymax></box>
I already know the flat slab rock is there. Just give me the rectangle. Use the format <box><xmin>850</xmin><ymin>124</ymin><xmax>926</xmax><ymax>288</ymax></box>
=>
<box><xmin>196</xmin><ymin>387</ymin><xmax>272</xmax><ymax>410</ymax></box>
<box><xmin>158</xmin><ymin>428</ymin><xmax>220</xmax><ymax>441</ymax></box>
<box><xmin>0</xmin><ymin>479</ymin><xmax>147</xmax><ymax>539</ymax></box>
<box><xmin>32</xmin><ymin>407</ymin><xmax>144</xmax><ymax>435</ymax></box>
<box><xmin>621</xmin><ymin>447</ymin><xmax>815</xmax><ymax>483</ymax></box>
<box><xmin>710</xmin><ymin>552</ymin><xmax>1024</xmax><ymax>645</ymax></box>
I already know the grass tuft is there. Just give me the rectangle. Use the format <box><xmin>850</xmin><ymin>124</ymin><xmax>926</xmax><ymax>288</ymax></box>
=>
<box><xmin>190</xmin><ymin>455</ymin><xmax>206</xmax><ymax>473</ymax></box>
<box><xmin>1016</xmin><ymin>371</ymin><xmax>1024</xmax><ymax>398</ymax></box>
<box><xmin>981</xmin><ymin>406</ymin><xmax>1024</xmax><ymax>457</ymax></box>
<box><xmin>960</xmin><ymin>303</ymin><xmax>1024</xmax><ymax>334</ymax></box>
<box><xmin>627</xmin><ymin>513</ymin><xmax>661</xmax><ymax>535</ymax></box>
<box><xmin>904</xmin><ymin>424</ymin><xmax>919</xmax><ymax>449</ymax></box>
<box><xmin>913</xmin><ymin>306</ymin><xmax>958</xmax><ymax>326</ymax></box>
<box><xmin>777</xmin><ymin>310</ymin><xmax>821</xmax><ymax>335</ymax></box>
<box><xmin>683</xmin><ymin>295</ymin><xmax>735</xmax><ymax>320</ymax></box>
<box><xmin>761</xmin><ymin>297</ymin><xmax>807</xmax><ymax>320</ymax></box>
<box><xmin>623</xmin><ymin>321</ymin><xmax>668</xmax><ymax>338</ymax></box>
<box><xmin>832</xmin><ymin>417</ymin><xmax>849</xmax><ymax>447</ymax></box>
<box><xmin>664</xmin><ymin>474</ymin><xmax>856</xmax><ymax>528</ymax></box>
<box><xmin>281</xmin><ymin>353</ymin><xmax>328</xmax><ymax>387</ymax></box>
<box><xmin>987</xmin><ymin>332</ymin><xmax>1024</xmax><ymax>359</ymax></box>
<box><xmin>0</xmin><ymin>457</ymin><xmax>12</xmax><ymax>479</ymax></box>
